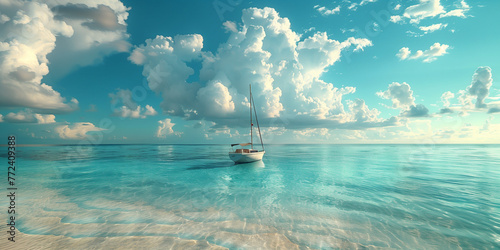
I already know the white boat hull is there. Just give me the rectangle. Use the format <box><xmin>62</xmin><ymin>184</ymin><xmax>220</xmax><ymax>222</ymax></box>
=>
<box><xmin>229</xmin><ymin>151</ymin><xmax>265</xmax><ymax>164</ymax></box>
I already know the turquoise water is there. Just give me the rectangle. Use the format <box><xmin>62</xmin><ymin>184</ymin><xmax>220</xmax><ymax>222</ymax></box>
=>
<box><xmin>5</xmin><ymin>144</ymin><xmax>500</xmax><ymax>248</ymax></box>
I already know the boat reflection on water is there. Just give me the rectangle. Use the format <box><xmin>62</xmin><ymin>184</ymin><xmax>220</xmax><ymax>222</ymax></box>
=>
<box><xmin>233</xmin><ymin>160</ymin><xmax>265</xmax><ymax>169</ymax></box>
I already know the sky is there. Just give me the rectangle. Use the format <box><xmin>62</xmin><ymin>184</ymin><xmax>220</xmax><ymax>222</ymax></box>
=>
<box><xmin>1</xmin><ymin>0</ymin><xmax>499</xmax><ymax>145</ymax></box>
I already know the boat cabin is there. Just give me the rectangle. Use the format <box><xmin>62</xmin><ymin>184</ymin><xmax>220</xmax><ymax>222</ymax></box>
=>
<box><xmin>234</xmin><ymin>148</ymin><xmax>259</xmax><ymax>153</ymax></box>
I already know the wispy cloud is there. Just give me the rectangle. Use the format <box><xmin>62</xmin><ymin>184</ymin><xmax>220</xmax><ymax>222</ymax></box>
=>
<box><xmin>314</xmin><ymin>5</ymin><xmax>340</xmax><ymax>16</ymax></box>
<box><xmin>391</xmin><ymin>0</ymin><xmax>471</xmax><ymax>24</ymax></box>
<box><xmin>397</xmin><ymin>43</ymin><xmax>450</xmax><ymax>62</ymax></box>
<box><xmin>419</xmin><ymin>23</ymin><xmax>448</xmax><ymax>33</ymax></box>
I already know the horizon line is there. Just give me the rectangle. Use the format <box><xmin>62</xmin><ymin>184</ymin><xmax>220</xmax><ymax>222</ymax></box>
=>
<box><xmin>1</xmin><ymin>143</ymin><xmax>500</xmax><ymax>147</ymax></box>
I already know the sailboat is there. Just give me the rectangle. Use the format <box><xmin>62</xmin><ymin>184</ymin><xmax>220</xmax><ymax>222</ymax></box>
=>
<box><xmin>229</xmin><ymin>84</ymin><xmax>265</xmax><ymax>164</ymax></box>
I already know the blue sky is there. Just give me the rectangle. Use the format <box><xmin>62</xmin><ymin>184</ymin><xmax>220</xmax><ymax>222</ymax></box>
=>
<box><xmin>1</xmin><ymin>0</ymin><xmax>499</xmax><ymax>144</ymax></box>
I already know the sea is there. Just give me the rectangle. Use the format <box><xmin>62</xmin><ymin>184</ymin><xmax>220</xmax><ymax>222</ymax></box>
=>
<box><xmin>2</xmin><ymin>144</ymin><xmax>499</xmax><ymax>249</ymax></box>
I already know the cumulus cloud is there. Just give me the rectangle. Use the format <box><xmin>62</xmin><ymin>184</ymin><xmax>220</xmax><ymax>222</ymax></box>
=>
<box><xmin>378</xmin><ymin>82</ymin><xmax>430</xmax><ymax>118</ymax></box>
<box><xmin>4</xmin><ymin>109</ymin><xmax>56</xmax><ymax>123</ymax></box>
<box><xmin>46</xmin><ymin>0</ymin><xmax>131</xmax><ymax>77</ymax></box>
<box><xmin>34</xmin><ymin>114</ymin><xmax>56</xmax><ymax>124</ymax></box>
<box><xmin>437</xmin><ymin>66</ymin><xmax>493</xmax><ymax>115</ymax></box>
<box><xmin>128</xmin><ymin>34</ymin><xmax>202</xmax><ymax>117</ymax></box>
<box><xmin>109</xmin><ymin>89</ymin><xmax>158</xmax><ymax>118</ymax></box>
<box><xmin>5</xmin><ymin>110</ymin><xmax>36</xmax><ymax>123</ymax></box>
<box><xmin>314</xmin><ymin>5</ymin><xmax>340</xmax><ymax>16</ymax></box>
<box><xmin>156</xmin><ymin>118</ymin><xmax>181</xmax><ymax>138</ymax></box>
<box><xmin>377</xmin><ymin>82</ymin><xmax>416</xmax><ymax>109</ymax></box>
<box><xmin>390</xmin><ymin>15</ymin><xmax>403</xmax><ymax>23</ymax></box>
<box><xmin>348</xmin><ymin>99</ymin><xmax>381</xmax><ymax>123</ymax></box>
<box><xmin>0</xmin><ymin>0</ymin><xmax>130</xmax><ymax>113</ymax></box>
<box><xmin>396</xmin><ymin>47</ymin><xmax>411</xmax><ymax>60</ymax></box>
<box><xmin>55</xmin><ymin>122</ymin><xmax>104</xmax><ymax>139</ymax></box>
<box><xmin>196</xmin><ymin>81</ymin><xmax>235</xmax><ymax>117</ymax></box>
<box><xmin>466</xmin><ymin>66</ymin><xmax>493</xmax><ymax>109</ymax></box>
<box><xmin>0</xmin><ymin>1</ymin><xmax>75</xmax><ymax>112</ymax></box>
<box><xmin>396</xmin><ymin>43</ymin><xmax>449</xmax><ymax>62</ymax></box>
<box><xmin>130</xmin><ymin>7</ymin><xmax>386</xmax><ymax>130</ymax></box>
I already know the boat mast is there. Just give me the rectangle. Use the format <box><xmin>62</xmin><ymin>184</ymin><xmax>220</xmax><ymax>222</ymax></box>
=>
<box><xmin>250</xmin><ymin>84</ymin><xmax>253</xmax><ymax>149</ymax></box>
<box><xmin>251</xmin><ymin>92</ymin><xmax>265</xmax><ymax>151</ymax></box>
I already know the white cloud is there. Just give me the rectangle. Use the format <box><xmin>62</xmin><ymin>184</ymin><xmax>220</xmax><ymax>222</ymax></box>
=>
<box><xmin>222</xmin><ymin>20</ymin><xmax>237</xmax><ymax>32</ymax></box>
<box><xmin>128</xmin><ymin>34</ymin><xmax>202</xmax><ymax>117</ymax></box>
<box><xmin>0</xmin><ymin>0</ymin><xmax>130</xmax><ymax>114</ymax></box>
<box><xmin>130</xmin><ymin>7</ymin><xmax>387</xmax><ymax>130</ymax></box>
<box><xmin>0</xmin><ymin>1</ymin><xmax>75</xmax><ymax>112</ymax></box>
<box><xmin>144</xmin><ymin>105</ymin><xmax>158</xmax><ymax>116</ymax></box>
<box><xmin>0</xmin><ymin>114</ymin><xmax>3</xmax><ymax>122</ymax></box>
<box><xmin>314</xmin><ymin>5</ymin><xmax>340</xmax><ymax>16</ymax></box>
<box><xmin>394</xmin><ymin>4</ymin><xmax>401</xmax><ymax>10</ymax></box>
<box><xmin>396</xmin><ymin>47</ymin><xmax>411</xmax><ymax>60</ymax></box>
<box><xmin>109</xmin><ymin>89</ymin><xmax>157</xmax><ymax>118</ymax></box>
<box><xmin>156</xmin><ymin>118</ymin><xmax>181</xmax><ymax>138</ymax></box>
<box><xmin>56</xmin><ymin>122</ymin><xmax>105</xmax><ymax>139</ymax></box>
<box><xmin>196</xmin><ymin>81</ymin><xmax>235</xmax><ymax>117</ymax></box>
<box><xmin>348</xmin><ymin>99</ymin><xmax>382</xmax><ymax>123</ymax></box>
<box><xmin>440</xmin><ymin>9</ymin><xmax>466</xmax><ymax>18</ymax></box>
<box><xmin>5</xmin><ymin>110</ymin><xmax>36</xmax><ymax>123</ymax></box>
<box><xmin>401</xmin><ymin>0</ymin><xmax>471</xmax><ymax>23</ymax></box>
<box><xmin>458</xmin><ymin>89</ymin><xmax>474</xmax><ymax>110</ymax></box>
<box><xmin>396</xmin><ymin>43</ymin><xmax>449</xmax><ymax>62</ymax></box>
<box><xmin>403</xmin><ymin>0</ymin><xmax>445</xmax><ymax>23</ymax></box>
<box><xmin>390</xmin><ymin>15</ymin><xmax>403</xmax><ymax>23</ymax></box>
<box><xmin>378</xmin><ymin>82</ymin><xmax>430</xmax><ymax>118</ymax></box>
<box><xmin>34</xmin><ymin>114</ymin><xmax>56</xmax><ymax>124</ymax></box>
<box><xmin>419</xmin><ymin>23</ymin><xmax>448</xmax><ymax>33</ymax></box>
<box><xmin>3</xmin><ymin>109</ymin><xmax>55</xmax><ymax>123</ymax></box>
<box><xmin>360</xmin><ymin>0</ymin><xmax>377</xmax><ymax>5</ymax></box>
<box><xmin>441</xmin><ymin>91</ymin><xmax>454</xmax><ymax>107</ymax></box>
<box><xmin>377</xmin><ymin>82</ymin><xmax>416</xmax><ymax>109</ymax></box>
<box><xmin>389</xmin><ymin>15</ymin><xmax>403</xmax><ymax>23</ymax></box>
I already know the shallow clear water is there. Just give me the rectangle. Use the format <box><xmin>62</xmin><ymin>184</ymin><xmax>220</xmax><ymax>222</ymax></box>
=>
<box><xmin>5</xmin><ymin>144</ymin><xmax>500</xmax><ymax>248</ymax></box>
